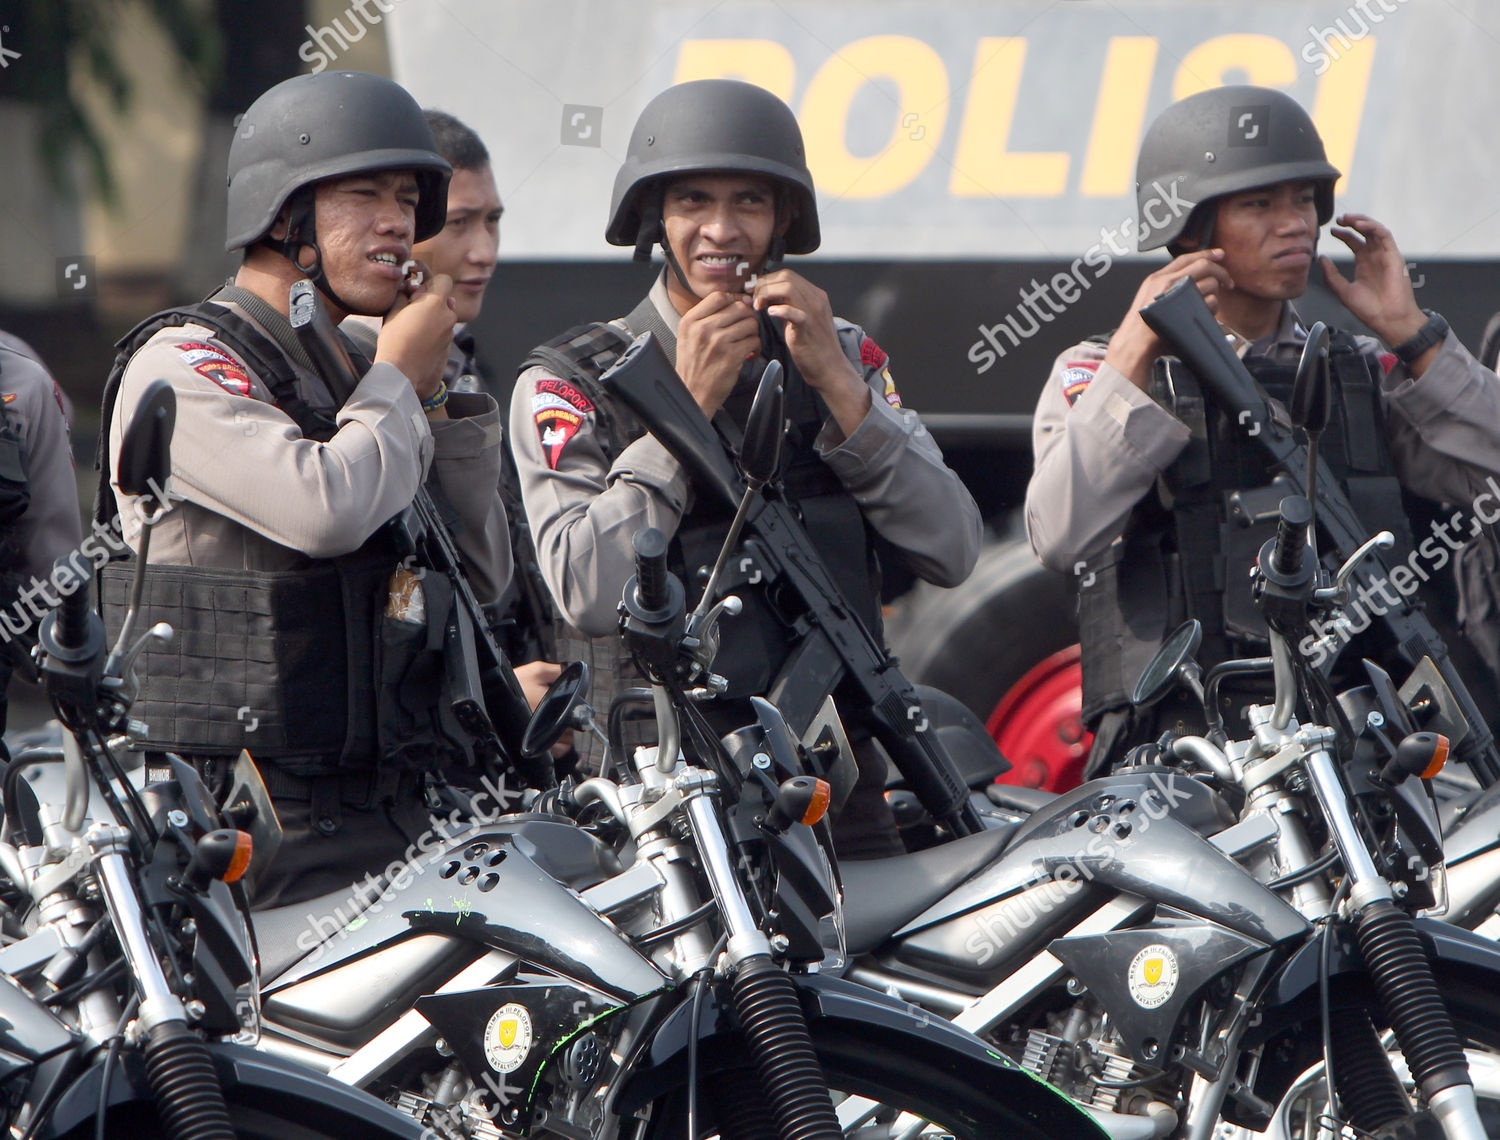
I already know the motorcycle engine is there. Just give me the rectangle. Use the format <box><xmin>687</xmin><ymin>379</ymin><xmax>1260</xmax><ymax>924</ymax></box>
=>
<box><xmin>1019</xmin><ymin>1003</ymin><xmax>1163</xmax><ymax>1113</ymax></box>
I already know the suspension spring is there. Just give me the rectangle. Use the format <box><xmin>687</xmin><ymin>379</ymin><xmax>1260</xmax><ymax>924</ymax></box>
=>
<box><xmin>1329</xmin><ymin>1005</ymin><xmax>1412</xmax><ymax>1131</ymax></box>
<box><xmin>729</xmin><ymin>955</ymin><xmax>840</xmax><ymax>1140</ymax></box>
<box><xmin>141</xmin><ymin>1020</ymin><xmax>235</xmax><ymax>1140</ymax></box>
<box><xmin>1354</xmin><ymin>900</ymin><xmax>1470</xmax><ymax>1102</ymax></box>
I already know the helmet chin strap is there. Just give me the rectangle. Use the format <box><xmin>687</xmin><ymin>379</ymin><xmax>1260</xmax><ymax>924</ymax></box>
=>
<box><xmin>271</xmin><ymin>189</ymin><xmax>361</xmax><ymax>316</ymax></box>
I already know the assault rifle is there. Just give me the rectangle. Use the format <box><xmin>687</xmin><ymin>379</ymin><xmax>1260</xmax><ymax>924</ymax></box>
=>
<box><xmin>287</xmin><ymin>281</ymin><xmax>540</xmax><ymax>784</ymax></box>
<box><xmin>1140</xmin><ymin>277</ymin><xmax>1500</xmax><ymax>783</ymax></box>
<box><xmin>599</xmin><ymin>332</ymin><xmax>983</xmax><ymax>837</ymax></box>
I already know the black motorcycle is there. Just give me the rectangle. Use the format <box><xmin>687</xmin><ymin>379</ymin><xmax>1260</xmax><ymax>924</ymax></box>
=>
<box><xmin>0</xmin><ymin>379</ymin><xmax>428</xmax><ymax>1139</ymax></box>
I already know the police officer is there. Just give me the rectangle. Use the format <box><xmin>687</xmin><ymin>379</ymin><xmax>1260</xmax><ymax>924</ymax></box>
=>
<box><xmin>509</xmin><ymin>80</ymin><xmax>982</xmax><ymax>855</ymax></box>
<box><xmin>0</xmin><ymin>333</ymin><xmax>83</xmax><ymax>759</ymax></box>
<box><xmin>1025</xmin><ymin>85</ymin><xmax>1500</xmax><ymax>774</ymax></box>
<box><xmin>345</xmin><ymin>109</ymin><xmax>566</xmax><ymax>712</ymax></box>
<box><xmin>99</xmin><ymin>73</ymin><xmax>510</xmax><ymax>907</ymax></box>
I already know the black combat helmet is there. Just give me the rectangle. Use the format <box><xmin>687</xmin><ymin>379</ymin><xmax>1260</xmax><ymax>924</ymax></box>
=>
<box><xmin>607</xmin><ymin>79</ymin><xmax>820</xmax><ymax>261</ymax></box>
<box><xmin>1135</xmin><ymin>85</ymin><xmax>1340</xmax><ymax>253</ymax></box>
<box><xmin>225</xmin><ymin>71</ymin><xmax>450</xmax><ymax>253</ymax></box>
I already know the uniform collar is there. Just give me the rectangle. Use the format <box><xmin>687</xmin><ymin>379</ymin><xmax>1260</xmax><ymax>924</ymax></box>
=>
<box><xmin>648</xmin><ymin>270</ymin><xmax>683</xmax><ymax>338</ymax></box>
<box><xmin>1225</xmin><ymin>302</ymin><xmax>1305</xmax><ymax>361</ymax></box>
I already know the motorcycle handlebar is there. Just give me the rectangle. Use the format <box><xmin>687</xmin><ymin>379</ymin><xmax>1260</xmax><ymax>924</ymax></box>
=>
<box><xmin>1272</xmin><ymin>496</ymin><xmax>1313</xmax><ymax>579</ymax></box>
<box><xmin>52</xmin><ymin>555</ymin><xmax>93</xmax><ymax>653</ymax></box>
<box><xmin>633</xmin><ymin>528</ymin><xmax>672</xmax><ymax>615</ymax></box>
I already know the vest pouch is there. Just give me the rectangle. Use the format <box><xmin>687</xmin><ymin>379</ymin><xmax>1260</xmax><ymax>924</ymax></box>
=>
<box><xmin>1221</xmin><ymin>516</ymin><xmax>1275</xmax><ymax>647</ymax></box>
<box><xmin>100</xmin><ymin>560</ymin><xmax>361</xmax><ymax>760</ymax></box>
<box><xmin>373</xmin><ymin>567</ymin><xmax>464</xmax><ymax>771</ymax></box>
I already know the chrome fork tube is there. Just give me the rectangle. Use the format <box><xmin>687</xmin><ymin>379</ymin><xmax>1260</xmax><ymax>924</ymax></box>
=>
<box><xmin>89</xmin><ymin>825</ymin><xmax>184</xmax><ymax>1033</ymax></box>
<box><xmin>680</xmin><ymin>785</ymin><xmax>769</xmax><ymax>968</ymax></box>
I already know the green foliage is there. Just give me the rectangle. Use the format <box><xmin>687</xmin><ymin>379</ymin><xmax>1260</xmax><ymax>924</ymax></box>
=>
<box><xmin>0</xmin><ymin>0</ymin><xmax>220</xmax><ymax>204</ymax></box>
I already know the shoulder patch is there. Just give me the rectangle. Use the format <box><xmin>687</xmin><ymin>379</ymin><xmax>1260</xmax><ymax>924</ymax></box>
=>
<box><xmin>1059</xmin><ymin>361</ymin><xmax>1099</xmax><ymax>407</ymax></box>
<box><xmin>534</xmin><ymin>377</ymin><xmax>594</xmax><ymax>414</ymax></box>
<box><xmin>1</xmin><ymin>393</ymin><xmax>14</xmax><ymax>405</ymax></box>
<box><xmin>178</xmin><ymin>340</ymin><xmax>252</xmax><ymax>397</ymax></box>
<box><xmin>532</xmin><ymin>377</ymin><xmax>596</xmax><ymax>467</ymax></box>
<box><xmin>1378</xmin><ymin>352</ymin><xmax>1399</xmax><ymax>376</ymax></box>
<box><xmin>859</xmin><ymin>336</ymin><xmax>889</xmax><ymax>371</ymax></box>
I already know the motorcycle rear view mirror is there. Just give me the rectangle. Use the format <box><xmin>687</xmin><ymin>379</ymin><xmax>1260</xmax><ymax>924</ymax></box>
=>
<box><xmin>521</xmin><ymin>660</ymin><xmax>591</xmax><ymax>760</ymax></box>
<box><xmin>1290</xmin><ymin>322</ymin><xmax>1331</xmax><ymax>434</ymax></box>
<box><xmin>118</xmin><ymin>379</ymin><xmax>177</xmax><ymax>509</ymax></box>
<box><xmin>1131</xmin><ymin>620</ymin><xmax>1204</xmax><ymax>709</ymax></box>
<box><xmin>105</xmin><ymin>380</ymin><xmax>179</xmax><ymax>677</ymax></box>
<box><xmin>686</xmin><ymin>360</ymin><xmax>784</xmax><ymax>635</ymax></box>
<box><xmin>1291</xmin><ymin>322</ymin><xmax>1330</xmax><ymax>558</ymax></box>
<box><xmin>741</xmin><ymin>359</ymin><xmax>784</xmax><ymax>489</ymax></box>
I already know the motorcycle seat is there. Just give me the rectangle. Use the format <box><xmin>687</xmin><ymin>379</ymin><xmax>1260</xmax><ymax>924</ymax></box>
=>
<box><xmin>841</xmin><ymin>824</ymin><xmax>1018</xmax><ymax>956</ymax></box>
<box><xmin>252</xmin><ymin>881</ymin><xmax>384</xmax><ymax>983</ymax></box>
<box><xmin>985</xmin><ymin>784</ymin><xmax>1058</xmax><ymax>814</ymax></box>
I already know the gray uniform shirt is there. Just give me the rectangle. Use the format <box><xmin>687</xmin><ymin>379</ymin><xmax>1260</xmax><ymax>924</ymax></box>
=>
<box><xmin>110</xmin><ymin>300</ymin><xmax>510</xmax><ymax>602</ymax></box>
<box><xmin>510</xmin><ymin>274</ymin><xmax>983</xmax><ymax>638</ymax></box>
<box><xmin>1026</xmin><ymin>303</ymin><xmax>1500</xmax><ymax>573</ymax></box>
<box><xmin>0</xmin><ymin>333</ymin><xmax>82</xmax><ymax>585</ymax></box>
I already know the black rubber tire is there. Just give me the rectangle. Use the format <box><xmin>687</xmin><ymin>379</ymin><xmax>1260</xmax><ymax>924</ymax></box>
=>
<box><xmin>885</xmin><ymin>535</ymin><xmax>1076</xmax><ymax>724</ymax></box>
<box><xmin>639</xmin><ymin>1021</ymin><xmax>1093</xmax><ymax>1140</ymax></box>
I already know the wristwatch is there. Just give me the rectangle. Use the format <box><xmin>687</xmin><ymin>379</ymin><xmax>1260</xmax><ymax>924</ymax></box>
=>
<box><xmin>1392</xmin><ymin>310</ymin><xmax>1449</xmax><ymax>366</ymax></box>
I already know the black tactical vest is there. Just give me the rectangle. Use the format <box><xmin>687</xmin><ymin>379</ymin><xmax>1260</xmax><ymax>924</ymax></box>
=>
<box><xmin>1078</xmin><ymin>328</ymin><xmax>1411</xmax><ymax>728</ymax></box>
<box><xmin>95</xmin><ymin>298</ymin><xmax>471</xmax><ymax>775</ymax></box>
<box><xmin>520</xmin><ymin>304</ymin><xmax>884</xmax><ymax>773</ymax></box>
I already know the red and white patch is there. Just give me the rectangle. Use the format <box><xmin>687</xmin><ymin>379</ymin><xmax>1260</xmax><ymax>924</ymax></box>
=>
<box><xmin>1378</xmin><ymin>352</ymin><xmax>1399</xmax><ymax>376</ymax></box>
<box><xmin>179</xmin><ymin>341</ymin><xmax>252</xmax><ymax>397</ymax></box>
<box><xmin>534</xmin><ymin>377</ymin><xmax>594</xmax><ymax>414</ymax></box>
<box><xmin>1059</xmin><ymin>361</ymin><xmax>1099</xmax><ymax>407</ymax></box>
<box><xmin>536</xmin><ymin>407</ymin><xmax>583</xmax><ymax>470</ymax></box>
<box><xmin>1</xmin><ymin>393</ymin><xmax>14</xmax><ymax>405</ymax></box>
<box><xmin>859</xmin><ymin>336</ymin><xmax>889</xmax><ymax>371</ymax></box>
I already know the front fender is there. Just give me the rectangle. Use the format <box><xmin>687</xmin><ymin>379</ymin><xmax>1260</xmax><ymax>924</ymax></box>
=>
<box><xmin>40</xmin><ymin>1041</ymin><xmax>427</xmax><ymax>1139</ymax></box>
<box><xmin>615</xmin><ymin>971</ymin><xmax>1103</xmax><ymax>1140</ymax></box>
<box><xmin>1256</xmin><ymin>916</ymin><xmax>1500</xmax><ymax>1024</ymax></box>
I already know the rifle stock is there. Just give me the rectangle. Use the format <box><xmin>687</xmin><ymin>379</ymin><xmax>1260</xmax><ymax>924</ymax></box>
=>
<box><xmin>1139</xmin><ymin>279</ymin><xmax>1500</xmax><ymax>781</ymax></box>
<box><xmin>600</xmin><ymin>333</ymin><xmax>743</xmax><ymax>514</ymax></box>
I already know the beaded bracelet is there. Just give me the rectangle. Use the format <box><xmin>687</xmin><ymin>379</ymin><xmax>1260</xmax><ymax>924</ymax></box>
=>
<box><xmin>420</xmin><ymin>380</ymin><xmax>449</xmax><ymax>412</ymax></box>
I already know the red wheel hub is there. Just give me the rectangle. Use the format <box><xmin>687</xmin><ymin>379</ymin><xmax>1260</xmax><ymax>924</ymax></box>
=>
<box><xmin>987</xmin><ymin>645</ymin><xmax>1091</xmax><ymax>792</ymax></box>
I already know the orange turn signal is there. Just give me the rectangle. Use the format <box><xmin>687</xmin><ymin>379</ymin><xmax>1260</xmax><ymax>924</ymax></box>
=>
<box><xmin>1422</xmin><ymin>734</ymin><xmax>1450</xmax><ymax>780</ymax></box>
<box><xmin>801</xmin><ymin>779</ymin><xmax>832</xmax><ymax>826</ymax></box>
<box><xmin>222</xmin><ymin>831</ymin><xmax>254</xmax><ymax>883</ymax></box>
